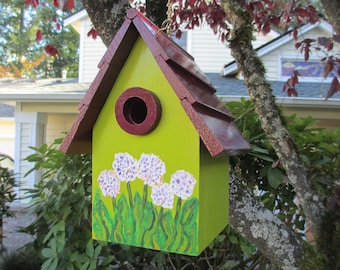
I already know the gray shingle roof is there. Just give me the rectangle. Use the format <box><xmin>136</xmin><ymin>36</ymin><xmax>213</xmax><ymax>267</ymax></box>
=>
<box><xmin>206</xmin><ymin>73</ymin><xmax>340</xmax><ymax>100</ymax></box>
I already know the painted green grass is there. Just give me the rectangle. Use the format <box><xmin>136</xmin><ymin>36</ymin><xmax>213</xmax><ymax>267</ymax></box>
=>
<box><xmin>93</xmin><ymin>189</ymin><xmax>199</xmax><ymax>255</ymax></box>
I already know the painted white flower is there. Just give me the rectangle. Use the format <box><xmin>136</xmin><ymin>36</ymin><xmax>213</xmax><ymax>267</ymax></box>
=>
<box><xmin>97</xmin><ymin>170</ymin><xmax>121</xmax><ymax>197</ymax></box>
<box><xmin>137</xmin><ymin>153</ymin><xmax>166</xmax><ymax>187</ymax></box>
<box><xmin>170</xmin><ymin>170</ymin><xmax>197</xmax><ymax>200</ymax></box>
<box><xmin>112</xmin><ymin>152</ymin><xmax>137</xmax><ymax>182</ymax></box>
<box><xmin>151</xmin><ymin>183</ymin><xmax>174</xmax><ymax>209</ymax></box>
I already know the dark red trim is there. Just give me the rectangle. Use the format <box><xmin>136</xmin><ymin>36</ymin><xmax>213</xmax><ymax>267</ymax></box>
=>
<box><xmin>115</xmin><ymin>87</ymin><xmax>162</xmax><ymax>135</ymax></box>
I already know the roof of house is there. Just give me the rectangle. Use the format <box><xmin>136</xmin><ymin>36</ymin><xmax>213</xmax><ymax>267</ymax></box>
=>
<box><xmin>223</xmin><ymin>20</ymin><xmax>333</xmax><ymax>76</ymax></box>
<box><xmin>0</xmin><ymin>78</ymin><xmax>89</xmax><ymax>102</ymax></box>
<box><xmin>206</xmin><ymin>73</ymin><xmax>340</xmax><ymax>100</ymax></box>
<box><xmin>60</xmin><ymin>8</ymin><xmax>251</xmax><ymax>157</ymax></box>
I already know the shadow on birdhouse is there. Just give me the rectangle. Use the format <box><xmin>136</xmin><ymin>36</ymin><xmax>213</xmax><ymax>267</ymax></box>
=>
<box><xmin>60</xmin><ymin>8</ymin><xmax>251</xmax><ymax>256</ymax></box>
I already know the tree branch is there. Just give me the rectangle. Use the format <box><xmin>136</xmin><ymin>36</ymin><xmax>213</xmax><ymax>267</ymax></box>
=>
<box><xmin>222</xmin><ymin>0</ymin><xmax>325</xmax><ymax>235</ymax></box>
<box><xmin>229</xmin><ymin>173</ymin><xmax>303</xmax><ymax>270</ymax></box>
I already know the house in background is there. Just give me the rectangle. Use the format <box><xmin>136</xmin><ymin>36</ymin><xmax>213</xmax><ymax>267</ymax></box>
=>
<box><xmin>0</xmin><ymin>102</ymin><xmax>15</xmax><ymax>159</ymax></box>
<box><xmin>64</xmin><ymin>9</ymin><xmax>279</xmax><ymax>83</ymax></box>
<box><xmin>0</xmin><ymin>9</ymin><xmax>339</xmax><ymax>201</ymax></box>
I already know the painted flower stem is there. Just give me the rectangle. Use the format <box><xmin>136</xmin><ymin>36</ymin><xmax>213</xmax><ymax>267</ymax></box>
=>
<box><xmin>127</xmin><ymin>182</ymin><xmax>134</xmax><ymax>209</ymax></box>
<box><xmin>143</xmin><ymin>184</ymin><xmax>148</xmax><ymax>207</ymax></box>
<box><xmin>174</xmin><ymin>197</ymin><xmax>182</xmax><ymax>224</ymax></box>
<box><xmin>112</xmin><ymin>197</ymin><xmax>116</xmax><ymax>211</ymax></box>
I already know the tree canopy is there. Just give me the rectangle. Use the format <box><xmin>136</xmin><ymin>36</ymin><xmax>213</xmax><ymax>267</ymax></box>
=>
<box><xmin>0</xmin><ymin>0</ymin><xmax>80</xmax><ymax>78</ymax></box>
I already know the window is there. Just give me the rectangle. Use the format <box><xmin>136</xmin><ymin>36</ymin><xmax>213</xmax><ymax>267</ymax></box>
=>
<box><xmin>280</xmin><ymin>58</ymin><xmax>335</xmax><ymax>81</ymax></box>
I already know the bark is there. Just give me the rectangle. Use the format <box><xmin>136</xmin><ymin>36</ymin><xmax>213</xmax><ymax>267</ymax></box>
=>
<box><xmin>320</xmin><ymin>0</ymin><xmax>340</xmax><ymax>34</ymax></box>
<box><xmin>229</xmin><ymin>173</ymin><xmax>303</xmax><ymax>270</ymax></box>
<box><xmin>81</xmin><ymin>0</ymin><xmax>130</xmax><ymax>47</ymax></box>
<box><xmin>222</xmin><ymin>0</ymin><xmax>325</xmax><ymax>236</ymax></box>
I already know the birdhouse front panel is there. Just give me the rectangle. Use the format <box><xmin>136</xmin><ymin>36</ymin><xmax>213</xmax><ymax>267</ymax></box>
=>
<box><xmin>91</xmin><ymin>36</ymin><xmax>229</xmax><ymax>255</ymax></box>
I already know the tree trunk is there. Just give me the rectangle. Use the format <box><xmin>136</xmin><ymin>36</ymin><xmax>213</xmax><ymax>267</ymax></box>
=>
<box><xmin>229</xmin><ymin>173</ymin><xmax>303</xmax><ymax>270</ymax></box>
<box><xmin>81</xmin><ymin>0</ymin><xmax>130</xmax><ymax>47</ymax></box>
<box><xmin>222</xmin><ymin>0</ymin><xmax>325</xmax><ymax>236</ymax></box>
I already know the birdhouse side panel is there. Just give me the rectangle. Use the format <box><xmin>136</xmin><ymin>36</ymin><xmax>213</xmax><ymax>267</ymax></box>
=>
<box><xmin>92</xmin><ymin>37</ymin><xmax>202</xmax><ymax>255</ymax></box>
<box><xmin>198</xmin><ymin>146</ymin><xmax>229</xmax><ymax>253</ymax></box>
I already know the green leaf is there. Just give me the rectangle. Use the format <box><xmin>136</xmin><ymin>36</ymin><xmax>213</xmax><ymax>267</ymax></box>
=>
<box><xmin>86</xmin><ymin>239</ymin><xmax>94</xmax><ymax>257</ymax></box>
<box><xmin>100</xmin><ymin>255</ymin><xmax>115</xmax><ymax>266</ymax></box>
<box><xmin>41</xmin><ymin>257</ymin><xmax>58</xmax><ymax>270</ymax></box>
<box><xmin>267</xmin><ymin>167</ymin><xmax>284</xmax><ymax>189</ymax></box>
<box><xmin>41</xmin><ymin>248</ymin><xmax>54</xmax><ymax>258</ymax></box>
<box><xmin>249</xmin><ymin>152</ymin><xmax>274</xmax><ymax>162</ymax></box>
<box><xmin>74</xmin><ymin>254</ymin><xmax>90</xmax><ymax>263</ymax></box>
<box><xmin>229</xmin><ymin>235</ymin><xmax>238</xmax><ymax>244</ymax></box>
<box><xmin>252</xmin><ymin>145</ymin><xmax>269</xmax><ymax>154</ymax></box>
<box><xmin>80</xmin><ymin>261</ymin><xmax>90</xmax><ymax>270</ymax></box>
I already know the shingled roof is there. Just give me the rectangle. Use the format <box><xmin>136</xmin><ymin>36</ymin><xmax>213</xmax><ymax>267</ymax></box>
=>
<box><xmin>61</xmin><ymin>8</ymin><xmax>250</xmax><ymax>157</ymax></box>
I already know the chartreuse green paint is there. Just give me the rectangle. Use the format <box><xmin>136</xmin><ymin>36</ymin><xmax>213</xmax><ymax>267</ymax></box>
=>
<box><xmin>92</xmin><ymin>37</ymin><xmax>229</xmax><ymax>256</ymax></box>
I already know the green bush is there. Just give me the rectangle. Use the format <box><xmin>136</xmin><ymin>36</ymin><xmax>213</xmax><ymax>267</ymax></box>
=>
<box><xmin>0</xmin><ymin>155</ymin><xmax>16</xmax><ymax>253</ymax></box>
<box><xmin>0</xmin><ymin>250</ymin><xmax>43</xmax><ymax>270</ymax></box>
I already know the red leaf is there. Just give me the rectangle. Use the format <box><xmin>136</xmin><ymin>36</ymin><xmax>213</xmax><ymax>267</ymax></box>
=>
<box><xmin>304</xmin><ymin>48</ymin><xmax>310</xmax><ymax>61</ymax></box>
<box><xmin>175</xmin><ymin>29</ymin><xmax>182</xmax><ymax>39</ymax></box>
<box><xmin>318</xmin><ymin>37</ymin><xmax>331</xmax><ymax>47</ymax></box>
<box><xmin>67</xmin><ymin>0</ymin><xmax>74</xmax><ymax>10</ymax></box>
<box><xmin>294</xmin><ymin>7</ymin><xmax>310</xmax><ymax>18</ymax></box>
<box><xmin>333</xmin><ymin>34</ymin><xmax>340</xmax><ymax>43</ymax></box>
<box><xmin>323</xmin><ymin>58</ymin><xmax>334</xmax><ymax>78</ymax></box>
<box><xmin>45</xmin><ymin>45</ymin><xmax>59</xmax><ymax>57</ymax></box>
<box><xmin>325</xmin><ymin>78</ymin><xmax>340</xmax><ymax>100</ymax></box>
<box><xmin>53</xmin><ymin>0</ymin><xmax>58</xmax><ymax>8</ymax></box>
<box><xmin>287</xmin><ymin>88</ymin><xmax>298</xmax><ymax>97</ymax></box>
<box><xmin>293</xmin><ymin>28</ymin><xmax>298</xmax><ymax>40</ymax></box>
<box><xmin>272</xmin><ymin>159</ymin><xmax>280</xmax><ymax>168</ymax></box>
<box><xmin>269</xmin><ymin>16</ymin><xmax>280</xmax><ymax>27</ymax></box>
<box><xmin>328</xmin><ymin>42</ymin><xmax>334</xmax><ymax>51</ymax></box>
<box><xmin>56</xmin><ymin>23</ymin><xmax>61</xmax><ymax>31</ymax></box>
<box><xmin>87</xmin><ymin>27</ymin><xmax>98</xmax><ymax>40</ymax></box>
<box><xmin>261</xmin><ymin>22</ymin><xmax>271</xmax><ymax>35</ymax></box>
<box><xmin>36</xmin><ymin>29</ymin><xmax>43</xmax><ymax>41</ymax></box>
<box><xmin>295</xmin><ymin>42</ymin><xmax>301</xmax><ymax>49</ymax></box>
<box><xmin>25</xmin><ymin>0</ymin><xmax>39</xmax><ymax>8</ymax></box>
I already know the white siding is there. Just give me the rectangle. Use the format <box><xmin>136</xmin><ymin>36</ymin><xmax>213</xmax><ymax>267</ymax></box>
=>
<box><xmin>189</xmin><ymin>25</ymin><xmax>277</xmax><ymax>73</ymax></box>
<box><xmin>15</xmin><ymin>112</ymin><xmax>47</xmax><ymax>201</ymax></box>
<box><xmin>79</xmin><ymin>18</ymin><xmax>107</xmax><ymax>83</ymax></box>
<box><xmin>189</xmin><ymin>25</ymin><xmax>230</xmax><ymax>73</ymax></box>
<box><xmin>0</xmin><ymin>118</ymin><xmax>15</xmax><ymax>158</ymax></box>
<box><xmin>46</xmin><ymin>113</ymin><xmax>77</xmax><ymax>145</ymax></box>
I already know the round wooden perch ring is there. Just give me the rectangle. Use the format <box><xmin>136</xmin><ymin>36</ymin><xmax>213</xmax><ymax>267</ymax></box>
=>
<box><xmin>115</xmin><ymin>87</ymin><xmax>162</xmax><ymax>135</ymax></box>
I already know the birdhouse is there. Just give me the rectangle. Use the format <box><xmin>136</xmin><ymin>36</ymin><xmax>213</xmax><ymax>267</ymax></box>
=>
<box><xmin>61</xmin><ymin>9</ymin><xmax>250</xmax><ymax>256</ymax></box>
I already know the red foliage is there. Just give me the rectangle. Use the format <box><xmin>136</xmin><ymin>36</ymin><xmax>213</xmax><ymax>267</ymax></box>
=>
<box><xmin>325</xmin><ymin>78</ymin><xmax>340</xmax><ymax>100</ymax></box>
<box><xmin>283</xmin><ymin>71</ymin><xmax>299</xmax><ymax>97</ymax></box>
<box><xmin>36</xmin><ymin>29</ymin><xmax>43</xmax><ymax>41</ymax></box>
<box><xmin>25</xmin><ymin>0</ymin><xmax>39</xmax><ymax>8</ymax></box>
<box><xmin>87</xmin><ymin>27</ymin><xmax>98</xmax><ymax>40</ymax></box>
<box><xmin>45</xmin><ymin>44</ymin><xmax>59</xmax><ymax>57</ymax></box>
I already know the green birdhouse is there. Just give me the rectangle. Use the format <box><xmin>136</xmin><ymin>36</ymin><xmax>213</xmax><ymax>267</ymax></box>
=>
<box><xmin>61</xmin><ymin>9</ymin><xmax>250</xmax><ymax>256</ymax></box>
